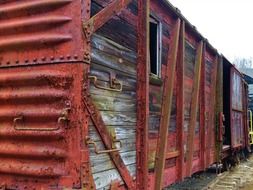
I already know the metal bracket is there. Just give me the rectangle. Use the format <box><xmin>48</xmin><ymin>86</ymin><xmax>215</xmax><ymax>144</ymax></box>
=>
<box><xmin>205</xmin><ymin>112</ymin><xmax>209</xmax><ymax>122</ymax></box>
<box><xmin>89</xmin><ymin>72</ymin><xmax>122</xmax><ymax>92</ymax></box>
<box><xmin>85</xmin><ymin>136</ymin><xmax>121</xmax><ymax>154</ymax></box>
<box><xmin>13</xmin><ymin>108</ymin><xmax>71</xmax><ymax>131</ymax></box>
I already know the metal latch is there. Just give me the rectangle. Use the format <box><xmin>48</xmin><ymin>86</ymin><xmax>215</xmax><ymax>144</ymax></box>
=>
<box><xmin>85</xmin><ymin>136</ymin><xmax>121</xmax><ymax>154</ymax></box>
<box><xmin>89</xmin><ymin>72</ymin><xmax>122</xmax><ymax>92</ymax></box>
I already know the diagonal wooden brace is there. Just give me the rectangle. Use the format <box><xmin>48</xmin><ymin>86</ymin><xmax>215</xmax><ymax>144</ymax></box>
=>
<box><xmin>176</xmin><ymin>20</ymin><xmax>185</xmax><ymax>181</ymax></box>
<box><xmin>154</xmin><ymin>19</ymin><xmax>181</xmax><ymax>190</ymax></box>
<box><xmin>83</xmin><ymin>94</ymin><xmax>135</xmax><ymax>190</ymax></box>
<box><xmin>83</xmin><ymin>0</ymin><xmax>132</xmax><ymax>37</ymax></box>
<box><xmin>206</xmin><ymin>55</ymin><xmax>219</xmax><ymax>167</ymax></box>
<box><xmin>185</xmin><ymin>41</ymin><xmax>203</xmax><ymax>177</ymax></box>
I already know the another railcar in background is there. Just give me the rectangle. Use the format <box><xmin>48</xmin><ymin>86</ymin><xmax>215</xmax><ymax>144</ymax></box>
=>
<box><xmin>0</xmin><ymin>0</ymin><xmax>249</xmax><ymax>189</ymax></box>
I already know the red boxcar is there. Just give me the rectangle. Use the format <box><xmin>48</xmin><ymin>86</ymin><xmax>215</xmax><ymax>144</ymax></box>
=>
<box><xmin>0</xmin><ymin>0</ymin><xmax>249</xmax><ymax>189</ymax></box>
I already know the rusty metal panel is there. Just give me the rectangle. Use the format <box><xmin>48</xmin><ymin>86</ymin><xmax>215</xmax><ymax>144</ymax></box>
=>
<box><xmin>0</xmin><ymin>0</ymin><xmax>83</xmax><ymax>67</ymax></box>
<box><xmin>0</xmin><ymin>63</ymin><xmax>84</xmax><ymax>189</ymax></box>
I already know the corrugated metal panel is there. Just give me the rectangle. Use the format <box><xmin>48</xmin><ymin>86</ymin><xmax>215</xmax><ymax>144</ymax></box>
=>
<box><xmin>0</xmin><ymin>0</ymin><xmax>83</xmax><ymax>67</ymax></box>
<box><xmin>0</xmin><ymin>64</ymin><xmax>83</xmax><ymax>189</ymax></box>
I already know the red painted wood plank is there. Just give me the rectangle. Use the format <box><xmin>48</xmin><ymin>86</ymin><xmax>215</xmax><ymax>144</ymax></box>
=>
<box><xmin>199</xmin><ymin>42</ymin><xmax>206</xmax><ymax>170</ymax></box>
<box><xmin>166</xmin><ymin>151</ymin><xmax>180</xmax><ymax>159</ymax></box>
<box><xmin>176</xmin><ymin>20</ymin><xmax>185</xmax><ymax>181</ymax></box>
<box><xmin>136</xmin><ymin>0</ymin><xmax>150</xmax><ymax>190</ymax></box>
<box><xmin>185</xmin><ymin>41</ymin><xmax>203</xmax><ymax>177</ymax></box>
<box><xmin>206</xmin><ymin>55</ymin><xmax>219</xmax><ymax>167</ymax></box>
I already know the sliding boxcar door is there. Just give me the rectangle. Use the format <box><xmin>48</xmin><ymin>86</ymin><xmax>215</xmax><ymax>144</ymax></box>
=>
<box><xmin>230</xmin><ymin>68</ymin><xmax>245</xmax><ymax>149</ymax></box>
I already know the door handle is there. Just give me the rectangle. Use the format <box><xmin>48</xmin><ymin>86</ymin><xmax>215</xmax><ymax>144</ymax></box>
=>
<box><xmin>85</xmin><ymin>136</ymin><xmax>121</xmax><ymax>154</ymax></box>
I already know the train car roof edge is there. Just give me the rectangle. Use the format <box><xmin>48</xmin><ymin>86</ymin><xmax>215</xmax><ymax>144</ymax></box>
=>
<box><xmin>161</xmin><ymin>0</ymin><xmax>219</xmax><ymax>56</ymax></box>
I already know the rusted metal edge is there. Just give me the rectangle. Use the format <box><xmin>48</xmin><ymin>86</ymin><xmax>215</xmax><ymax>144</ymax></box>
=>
<box><xmin>206</xmin><ymin>55</ymin><xmax>219</xmax><ymax>167</ymax></box>
<box><xmin>83</xmin><ymin>94</ymin><xmax>135</xmax><ymax>189</ymax></box>
<box><xmin>154</xmin><ymin>19</ymin><xmax>181</xmax><ymax>190</ymax></box>
<box><xmin>80</xmin><ymin>1</ymin><xmax>95</xmax><ymax>189</ymax></box>
<box><xmin>176</xmin><ymin>20</ymin><xmax>185</xmax><ymax>181</ymax></box>
<box><xmin>136</xmin><ymin>0</ymin><xmax>150</xmax><ymax>190</ymax></box>
<box><xmin>185</xmin><ymin>41</ymin><xmax>203</xmax><ymax>177</ymax></box>
<box><xmin>200</xmin><ymin>42</ymin><xmax>206</xmax><ymax>170</ymax></box>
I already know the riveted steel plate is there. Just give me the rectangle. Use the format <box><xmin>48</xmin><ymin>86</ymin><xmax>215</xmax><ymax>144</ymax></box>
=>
<box><xmin>0</xmin><ymin>0</ymin><xmax>84</xmax><ymax>67</ymax></box>
<box><xmin>0</xmin><ymin>63</ymin><xmax>85</xmax><ymax>189</ymax></box>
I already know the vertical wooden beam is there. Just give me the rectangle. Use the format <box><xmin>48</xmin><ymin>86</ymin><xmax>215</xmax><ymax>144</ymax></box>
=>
<box><xmin>154</xmin><ymin>19</ymin><xmax>181</xmax><ymax>190</ymax></box>
<box><xmin>136</xmin><ymin>0</ymin><xmax>149</xmax><ymax>189</ymax></box>
<box><xmin>185</xmin><ymin>41</ymin><xmax>203</xmax><ymax>177</ymax></box>
<box><xmin>215</xmin><ymin>56</ymin><xmax>223</xmax><ymax>163</ymax></box>
<box><xmin>206</xmin><ymin>55</ymin><xmax>219</xmax><ymax>167</ymax></box>
<box><xmin>199</xmin><ymin>42</ymin><xmax>206</xmax><ymax>170</ymax></box>
<box><xmin>176</xmin><ymin>20</ymin><xmax>185</xmax><ymax>181</ymax></box>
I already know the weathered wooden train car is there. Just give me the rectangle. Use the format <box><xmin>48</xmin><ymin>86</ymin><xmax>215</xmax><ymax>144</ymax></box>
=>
<box><xmin>0</xmin><ymin>0</ymin><xmax>249</xmax><ymax>190</ymax></box>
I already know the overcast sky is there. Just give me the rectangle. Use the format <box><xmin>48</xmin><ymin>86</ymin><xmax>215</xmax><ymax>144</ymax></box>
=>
<box><xmin>168</xmin><ymin>0</ymin><xmax>253</xmax><ymax>62</ymax></box>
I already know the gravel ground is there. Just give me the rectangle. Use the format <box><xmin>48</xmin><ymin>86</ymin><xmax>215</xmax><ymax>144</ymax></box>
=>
<box><xmin>165</xmin><ymin>172</ymin><xmax>217</xmax><ymax>190</ymax></box>
<box><xmin>165</xmin><ymin>155</ymin><xmax>253</xmax><ymax>190</ymax></box>
<box><xmin>207</xmin><ymin>156</ymin><xmax>253</xmax><ymax>190</ymax></box>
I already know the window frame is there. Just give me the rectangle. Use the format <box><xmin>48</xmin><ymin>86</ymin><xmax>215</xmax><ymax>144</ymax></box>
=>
<box><xmin>149</xmin><ymin>16</ymin><xmax>162</xmax><ymax>78</ymax></box>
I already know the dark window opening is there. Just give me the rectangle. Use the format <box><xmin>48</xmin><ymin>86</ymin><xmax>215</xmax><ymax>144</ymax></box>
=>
<box><xmin>149</xmin><ymin>18</ymin><xmax>161</xmax><ymax>76</ymax></box>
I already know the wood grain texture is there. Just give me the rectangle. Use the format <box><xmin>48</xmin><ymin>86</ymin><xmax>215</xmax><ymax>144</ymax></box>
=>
<box><xmin>88</xmin><ymin>10</ymin><xmax>137</xmax><ymax>188</ymax></box>
<box><xmin>176</xmin><ymin>20</ymin><xmax>185</xmax><ymax>180</ymax></box>
<box><xmin>185</xmin><ymin>41</ymin><xmax>203</xmax><ymax>177</ymax></box>
<box><xmin>91</xmin><ymin>1</ymin><xmax>137</xmax><ymax>51</ymax></box>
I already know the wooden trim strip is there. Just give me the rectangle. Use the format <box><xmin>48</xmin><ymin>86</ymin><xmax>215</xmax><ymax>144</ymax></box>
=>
<box><xmin>176</xmin><ymin>20</ymin><xmax>185</xmax><ymax>181</ymax></box>
<box><xmin>216</xmin><ymin>56</ymin><xmax>224</xmax><ymax>162</ymax></box>
<box><xmin>136</xmin><ymin>0</ymin><xmax>150</xmax><ymax>190</ymax></box>
<box><xmin>166</xmin><ymin>151</ymin><xmax>180</xmax><ymax>159</ymax></box>
<box><xmin>185</xmin><ymin>41</ymin><xmax>203</xmax><ymax>177</ymax></box>
<box><xmin>154</xmin><ymin>19</ymin><xmax>181</xmax><ymax>190</ymax></box>
<box><xmin>199</xmin><ymin>42</ymin><xmax>206</xmax><ymax>170</ymax></box>
<box><xmin>206</xmin><ymin>55</ymin><xmax>219</xmax><ymax>167</ymax></box>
